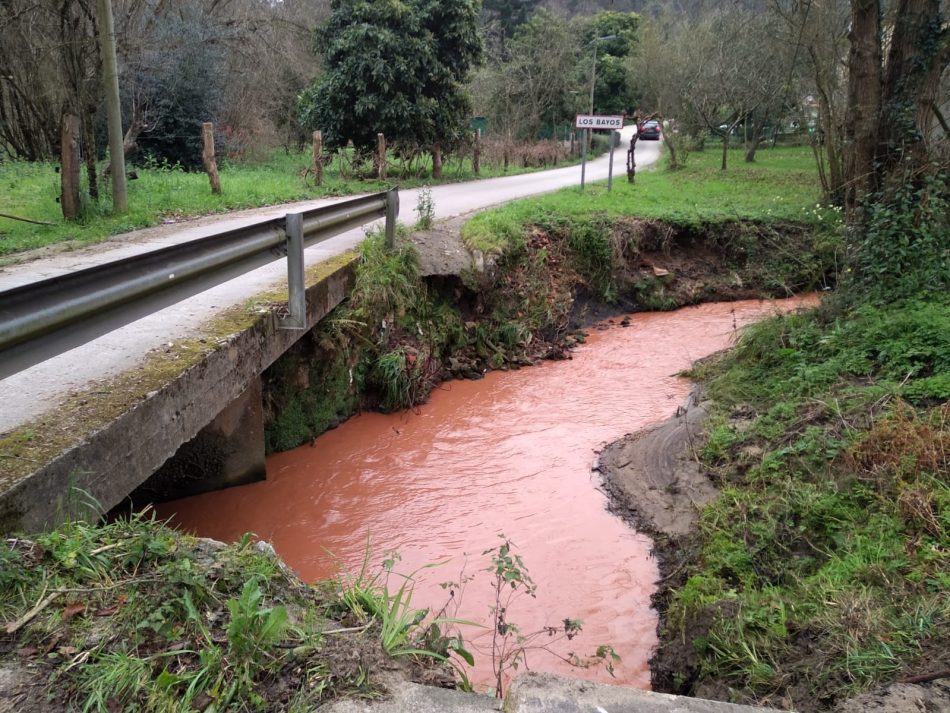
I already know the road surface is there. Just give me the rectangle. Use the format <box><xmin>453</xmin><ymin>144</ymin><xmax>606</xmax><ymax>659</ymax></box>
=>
<box><xmin>0</xmin><ymin>129</ymin><xmax>661</xmax><ymax>433</ymax></box>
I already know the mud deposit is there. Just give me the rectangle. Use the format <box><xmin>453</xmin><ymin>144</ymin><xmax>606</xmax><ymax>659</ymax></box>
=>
<box><xmin>161</xmin><ymin>298</ymin><xmax>811</xmax><ymax>692</ymax></box>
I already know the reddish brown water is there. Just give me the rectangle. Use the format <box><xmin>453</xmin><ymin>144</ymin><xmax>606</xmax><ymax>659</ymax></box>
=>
<box><xmin>161</xmin><ymin>297</ymin><xmax>814</xmax><ymax>691</ymax></box>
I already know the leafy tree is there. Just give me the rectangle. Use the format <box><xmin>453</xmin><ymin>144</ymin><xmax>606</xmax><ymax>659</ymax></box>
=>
<box><xmin>476</xmin><ymin>9</ymin><xmax>579</xmax><ymax>139</ymax></box>
<box><xmin>125</xmin><ymin>8</ymin><xmax>228</xmax><ymax>170</ymax></box>
<box><xmin>482</xmin><ymin>0</ymin><xmax>540</xmax><ymax>38</ymax></box>
<box><xmin>577</xmin><ymin>11</ymin><xmax>639</xmax><ymax>114</ymax></box>
<box><xmin>299</xmin><ymin>0</ymin><xmax>481</xmax><ymax>165</ymax></box>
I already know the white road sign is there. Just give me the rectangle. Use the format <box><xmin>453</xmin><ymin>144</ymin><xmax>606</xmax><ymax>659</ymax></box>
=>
<box><xmin>575</xmin><ymin>114</ymin><xmax>624</xmax><ymax>130</ymax></box>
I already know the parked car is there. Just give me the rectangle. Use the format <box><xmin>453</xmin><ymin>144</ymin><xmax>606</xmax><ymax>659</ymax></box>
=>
<box><xmin>638</xmin><ymin>120</ymin><xmax>661</xmax><ymax>140</ymax></box>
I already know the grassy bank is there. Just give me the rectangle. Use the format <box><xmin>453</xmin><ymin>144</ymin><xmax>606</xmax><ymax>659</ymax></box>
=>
<box><xmin>653</xmin><ymin>297</ymin><xmax>950</xmax><ymax>709</ymax></box>
<box><xmin>462</xmin><ymin>146</ymin><xmax>839</xmax><ymax>254</ymax></box>
<box><xmin>0</xmin><ymin>141</ymin><xmax>603</xmax><ymax>258</ymax></box>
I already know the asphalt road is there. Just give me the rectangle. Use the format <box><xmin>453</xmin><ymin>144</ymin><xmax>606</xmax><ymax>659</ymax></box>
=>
<box><xmin>0</xmin><ymin>129</ymin><xmax>661</xmax><ymax>433</ymax></box>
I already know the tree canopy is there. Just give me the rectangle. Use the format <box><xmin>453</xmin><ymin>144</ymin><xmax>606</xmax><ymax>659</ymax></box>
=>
<box><xmin>578</xmin><ymin>11</ymin><xmax>639</xmax><ymax>114</ymax></box>
<box><xmin>299</xmin><ymin>0</ymin><xmax>482</xmax><ymax>154</ymax></box>
<box><xmin>482</xmin><ymin>0</ymin><xmax>541</xmax><ymax>37</ymax></box>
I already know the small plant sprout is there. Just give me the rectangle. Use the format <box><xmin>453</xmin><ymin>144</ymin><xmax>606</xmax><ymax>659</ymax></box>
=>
<box><xmin>415</xmin><ymin>186</ymin><xmax>435</xmax><ymax>230</ymax></box>
<box><xmin>482</xmin><ymin>536</ymin><xmax>620</xmax><ymax>697</ymax></box>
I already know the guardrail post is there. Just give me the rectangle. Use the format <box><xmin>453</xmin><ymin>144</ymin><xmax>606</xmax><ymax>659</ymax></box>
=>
<box><xmin>280</xmin><ymin>212</ymin><xmax>306</xmax><ymax>330</ymax></box>
<box><xmin>385</xmin><ymin>188</ymin><xmax>399</xmax><ymax>250</ymax></box>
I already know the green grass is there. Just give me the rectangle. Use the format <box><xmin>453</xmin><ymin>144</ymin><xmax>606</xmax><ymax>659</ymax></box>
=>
<box><xmin>462</xmin><ymin>146</ymin><xmax>838</xmax><ymax>253</ymax></box>
<box><xmin>0</xmin><ymin>513</ymin><xmax>429</xmax><ymax>711</ymax></box>
<box><xmin>0</xmin><ymin>145</ymin><xmax>598</xmax><ymax>258</ymax></box>
<box><xmin>665</xmin><ymin>297</ymin><xmax>950</xmax><ymax>707</ymax></box>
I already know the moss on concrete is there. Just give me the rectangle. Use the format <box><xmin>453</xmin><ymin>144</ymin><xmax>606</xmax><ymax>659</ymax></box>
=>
<box><xmin>0</xmin><ymin>252</ymin><xmax>358</xmax><ymax>493</ymax></box>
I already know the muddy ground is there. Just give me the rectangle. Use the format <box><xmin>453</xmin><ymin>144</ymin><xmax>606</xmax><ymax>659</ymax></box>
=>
<box><xmin>598</xmin><ymin>395</ymin><xmax>950</xmax><ymax>713</ymax></box>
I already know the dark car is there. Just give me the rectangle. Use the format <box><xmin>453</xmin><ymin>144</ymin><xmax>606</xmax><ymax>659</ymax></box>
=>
<box><xmin>638</xmin><ymin>120</ymin><xmax>661</xmax><ymax>140</ymax></box>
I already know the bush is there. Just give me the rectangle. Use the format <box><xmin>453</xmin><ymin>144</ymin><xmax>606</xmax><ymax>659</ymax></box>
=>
<box><xmin>845</xmin><ymin>169</ymin><xmax>950</xmax><ymax>303</ymax></box>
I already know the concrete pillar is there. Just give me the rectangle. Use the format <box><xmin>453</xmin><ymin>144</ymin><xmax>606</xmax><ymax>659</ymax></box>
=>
<box><xmin>130</xmin><ymin>377</ymin><xmax>266</xmax><ymax>503</ymax></box>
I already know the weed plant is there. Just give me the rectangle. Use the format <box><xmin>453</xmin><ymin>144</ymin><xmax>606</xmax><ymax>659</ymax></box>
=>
<box><xmin>264</xmin><ymin>230</ymin><xmax>468</xmax><ymax>450</ymax></box>
<box><xmin>481</xmin><ymin>537</ymin><xmax>620</xmax><ymax>697</ymax></box>
<box><xmin>663</xmin><ymin>297</ymin><xmax>950</xmax><ymax>708</ymax></box>
<box><xmin>329</xmin><ymin>547</ymin><xmax>476</xmax><ymax>685</ymax></box>
<box><xmin>415</xmin><ymin>187</ymin><xmax>435</xmax><ymax>230</ymax></box>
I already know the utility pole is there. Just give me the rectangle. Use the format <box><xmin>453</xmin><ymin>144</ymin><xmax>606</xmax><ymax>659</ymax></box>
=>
<box><xmin>97</xmin><ymin>0</ymin><xmax>127</xmax><ymax>213</ymax></box>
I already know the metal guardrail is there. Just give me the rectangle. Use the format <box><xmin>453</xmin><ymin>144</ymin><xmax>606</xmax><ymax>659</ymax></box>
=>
<box><xmin>0</xmin><ymin>189</ymin><xmax>399</xmax><ymax>381</ymax></box>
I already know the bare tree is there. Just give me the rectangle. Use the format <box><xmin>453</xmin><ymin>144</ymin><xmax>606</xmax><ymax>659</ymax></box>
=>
<box><xmin>769</xmin><ymin>0</ymin><xmax>850</xmax><ymax>200</ymax></box>
<box><xmin>627</xmin><ymin>13</ymin><xmax>708</xmax><ymax>168</ymax></box>
<box><xmin>0</xmin><ymin>0</ymin><xmax>326</xmax><ymax>167</ymax></box>
<box><xmin>631</xmin><ymin>7</ymin><xmax>798</xmax><ymax>170</ymax></box>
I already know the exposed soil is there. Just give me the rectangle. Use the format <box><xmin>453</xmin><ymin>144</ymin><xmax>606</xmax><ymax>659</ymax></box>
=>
<box><xmin>410</xmin><ymin>214</ymin><xmax>490</xmax><ymax>277</ymax></box>
<box><xmin>598</xmin><ymin>389</ymin><xmax>716</xmax><ymax>541</ymax></box>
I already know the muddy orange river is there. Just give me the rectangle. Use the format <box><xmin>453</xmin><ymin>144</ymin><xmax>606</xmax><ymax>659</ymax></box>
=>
<box><xmin>161</xmin><ymin>297</ymin><xmax>814</xmax><ymax>691</ymax></box>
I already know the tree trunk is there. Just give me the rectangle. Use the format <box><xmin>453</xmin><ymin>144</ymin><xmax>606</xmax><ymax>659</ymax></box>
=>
<box><xmin>745</xmin><ymin>117</ymin><xmax>767</xmax><ymax>162</ymax></box>
<box><xmin>843</xmin><ymin>0</ymin><xmax>882</xmax><ymax>216</ymax></box>
<box><xmin>815</xmin><ymin>85</ymin><xmax>844</xmax><ymax>203</ymax></box>
<box><xmin>312</xmin><ymin>130</ymin><xmax>323</xmax><ymax>186</ymax></box>
<box><xmin>720</xmin><ymin>133</ymin><xmax>729</xmax><ymax>171</ymax></box>
<box><xmin>96</xmin><ymin>0</ymin><xmax>127</xmax><ymax>213</ymax></box>
<box><xmin>432</xmin><ymin>144</ymin><xmax>442</xmax><ymax>179</ymax></box>
<box><xmin>665</xmin><ymin>137</ymin><xmax>678</xmax><ymax>171</ymax></box>
<box><xmin>627</xmin><ymin>134</ymin><xmax>639</xmax><ymax>182</ymax></box>
<box><xmin>202</xmin><ymin>122</ymin><xmax>222</xmax><ymax>194</ymax></box>
<box><xmin>60</xmin><ymin>114</ymin><xmax>81</xmax><ymax>220</ymax></box>
<box><xmin>376</xmin><ymin>132</ymin><xmax>387</xmax><ymax>180</ymax></box>
<box><xmin>473</xmin><ymin>129</ymin><xmax>481</xmax><ymax>175</ymax></box>
<box><xmin>84</xmin><ymin>111</ymin><xmax>99</xmax><ymax>202</ymax></box>
<box><xmin>879</xmin><ymin>0</ymin><xmax>946</xmax><ymax>177</ymax></box>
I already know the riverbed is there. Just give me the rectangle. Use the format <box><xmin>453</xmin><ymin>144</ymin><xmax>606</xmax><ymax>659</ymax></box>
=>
<box><xmin>161</xmin><ymin>297</ymin><xmax>811</xmax><ymax>691</ymax></box>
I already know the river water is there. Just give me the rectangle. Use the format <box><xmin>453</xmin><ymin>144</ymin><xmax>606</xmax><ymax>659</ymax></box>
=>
<box><xmin>161</xmin><ymin>297</ymin><xmax>812</xmax><ymax>691</ymax></box>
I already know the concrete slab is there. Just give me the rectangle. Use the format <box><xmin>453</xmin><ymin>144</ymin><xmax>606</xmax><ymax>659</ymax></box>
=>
<box><xmin>505</xmin><ymin>674</ymin><xmax>776</xmax><ymax>713</ymax></box>
<box><xmin>325</xmin><ymin>677</ymin><xmax>501</xmax><ymax>713</ymax></box>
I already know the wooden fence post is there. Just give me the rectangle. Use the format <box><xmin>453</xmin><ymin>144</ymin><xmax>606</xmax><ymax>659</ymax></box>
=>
<box><xmin>377</xmin><ymin>132</ymin><xmax>386</xmax><ymax>180</ymax></box>
<box><xmin>473</xmin><ymin>129</ymin><xmax>481</xmax><ymax>175</ymax></box>
<box><xmin>60</xmin><ymin>113</ymin><xmax>81</xmax><ymax>219</ymax></box>
<box><xmin>312</xmin><ymin>130</ymin><xmax>323</xmax><ymax>186</ymax></box>
<box><xmin>202</xmin><ymin>122</ymin><xmax>221</xmax><ymax>194</ymax></box>
<box><xmin>313</xmin><ymin>131</ymin><xmax>323</xmax><ymax>186</ymax></box>
<box><xmin>432</xmin><ymin>144</ymin><xmax>443</xmax><ymax>179</ymax></box>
